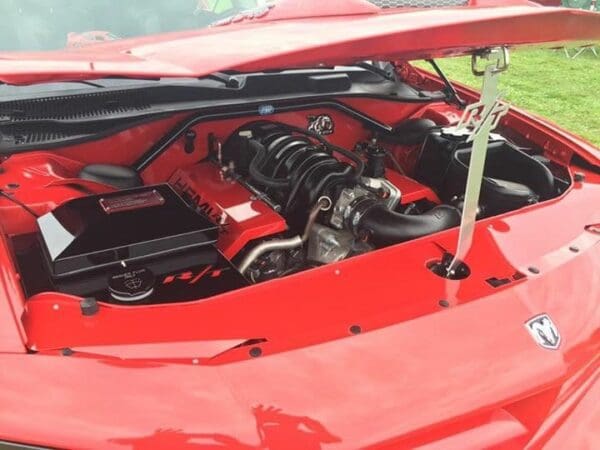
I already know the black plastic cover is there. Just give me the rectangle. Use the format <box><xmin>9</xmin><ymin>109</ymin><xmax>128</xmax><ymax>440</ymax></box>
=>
<box><xmin>37</xmin><ymin>184</ymin><xmax>219</xmax><ymax>278</ymax></box>
<box><xmin>13</xmin><ymin>233</ymin><xmax>249</xmax><ymax>304</ymax></box>
<box><xmin>79</xmin><ymin>164</ymin><xmax>143</xmax><ymax>189</ymax></box>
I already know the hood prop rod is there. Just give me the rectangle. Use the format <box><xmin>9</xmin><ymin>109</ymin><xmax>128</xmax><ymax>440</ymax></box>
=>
<box><xmin>444</xmin><ymin>47</ymin><xmax>510</xmax><ymax>278</ymax></box>
<box><xmin>426</xmin><ymin>59</ymin><xmax>467</xmax><ymax>108</ymax></box>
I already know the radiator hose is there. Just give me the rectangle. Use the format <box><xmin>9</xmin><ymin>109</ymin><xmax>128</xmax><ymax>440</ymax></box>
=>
<box><xmin>350</xmin><ymin>200</ymin><xmax>461</xmax><ymax>247</ymax></box>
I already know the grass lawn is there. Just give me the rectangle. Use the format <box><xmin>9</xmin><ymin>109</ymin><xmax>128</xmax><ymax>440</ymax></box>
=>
<box><xmin>417</xmin><ymin>47</ymin><xmax>600</xmax><ymax>146</ymax></box>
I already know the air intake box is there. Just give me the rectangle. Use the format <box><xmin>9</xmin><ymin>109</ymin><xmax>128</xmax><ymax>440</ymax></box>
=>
<box><xmin>37</xmin><ymin>184</ymin><xmax>219</xmax><ymax>278</ymax></box>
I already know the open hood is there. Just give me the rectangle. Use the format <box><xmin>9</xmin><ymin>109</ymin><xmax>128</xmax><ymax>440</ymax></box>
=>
<box><xmin>0</xmin><ymin>0</ymin><xmax>599</xmax><ymax>85</ymax></box>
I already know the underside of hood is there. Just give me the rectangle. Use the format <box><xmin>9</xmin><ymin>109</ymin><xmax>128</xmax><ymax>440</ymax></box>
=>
<box><xmin>0</xmin><ymin>1</ymin><xmax>599</xmax><ymax>85</ymax></box>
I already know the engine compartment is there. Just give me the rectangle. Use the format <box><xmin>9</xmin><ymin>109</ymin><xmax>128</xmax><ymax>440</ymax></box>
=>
<box><xmin>0</xmin><ymin>104</ymin><xmax>572</xmax><ymax>307</ymax></box>
<box><xmin>214</xmin><ymin>120</ymin><xmax>462</xmax><ymax>282</ymax></box>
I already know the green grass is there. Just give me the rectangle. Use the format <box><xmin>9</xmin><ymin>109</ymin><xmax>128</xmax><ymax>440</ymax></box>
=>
<box><xmin>416</xmin><ymin>47</ymin><xmax>600</xmax><ymax>146</ymax></box>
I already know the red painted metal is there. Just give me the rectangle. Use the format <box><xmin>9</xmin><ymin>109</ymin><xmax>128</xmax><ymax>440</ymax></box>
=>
<box><xmin>386</xmin><ymin>170</ymin><xmax>441</xmax><ymax>205</ymax></box>
<box><xmin>4</xmin><ymin>201</ymin><xmax>600</xmax><ymax>448</ymax></box>
<box><xmin>140</xmin><ymin>105</ymin><xmax>411</xmax><ymax>183</ymax></box>
<box><xmin>0</xmin><ymin>92</ymin><xmax>597</xmax><ymax>449</ymax></box>
<box><xmin>0</xmin><ymin>2</ymin><xmax>599</xmax><ymax>448</ymax></box>
<box><xmin>0</xmin><ymin>122</ymin><xmax>595</xmax><ymax>450</ymax></box>
<box><xmin>0</xmin><ymin>152</ymin><xmax>114</xmax><ymax>235</ymax></box>
<box><xmin>169</xmin><ymin>163</ymin><xmax>288</xmax><ymax>259</ymax></box>
<box><xmin>0</xmin><ymin>3</ymin><xmax>599</xmax><ymax>85</ymax></box>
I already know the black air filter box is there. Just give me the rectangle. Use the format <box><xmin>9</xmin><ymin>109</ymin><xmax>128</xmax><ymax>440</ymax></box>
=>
<box><xmin>37</xmin><ymin>184</ymin><xmax>219</xmax><ymax>278</ymax></box>
<box><xmin>415</xmin><ymin>130</ymin><xmax>506</xmax><ymax>193</ymax></box>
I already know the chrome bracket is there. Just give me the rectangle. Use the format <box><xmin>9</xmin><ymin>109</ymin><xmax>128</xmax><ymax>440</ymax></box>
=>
<box><xmin>446</xmin><ymin>47</ymin><xmax>510</xmax><ymax>277</ymax></box>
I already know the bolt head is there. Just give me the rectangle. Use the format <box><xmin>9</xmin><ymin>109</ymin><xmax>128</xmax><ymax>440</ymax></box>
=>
<box><xmin>349</xmin><ymin>325</ymin><xmax>362</xmax><ymax>335</ymax></box>
<box><xmin>249</xmin><ymin>347</ymin><xmax>262</xmax><ymax>358</ymax></box>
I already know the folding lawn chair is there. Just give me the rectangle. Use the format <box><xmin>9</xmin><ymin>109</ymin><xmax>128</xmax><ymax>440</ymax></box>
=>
<box><xmin>562</xmin><ymin>0</ymin><xmax>599</xmax><ymax>58</ymax></box>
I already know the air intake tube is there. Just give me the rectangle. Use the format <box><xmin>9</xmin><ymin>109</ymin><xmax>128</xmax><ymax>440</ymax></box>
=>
<box><xmin>348</xmin><ymin>199</ymin><xmax>461</xmax><ymax>248</ymax></box>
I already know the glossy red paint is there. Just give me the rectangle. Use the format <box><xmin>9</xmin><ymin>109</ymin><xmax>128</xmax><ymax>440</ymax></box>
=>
<box><xmin>169</xmin><ymin>163</ymin><xmax>288</xmax><ymax>259</ymax></box>
<box><xmin>20</xmin><ymin>155</ymin><xmax>600</xmax><ymax>354</ymax></box>
<box><xmin>0</xmin><ymin>3</ymin><xmax>599</xmax><ymax>449</ymax></box>
<box><xmin>0</xmin><ymin>153</ymin><xmax>114</xmax><ymax>235</ymax></box>
<box><xmin>0</xmin><ymin>95</ymin><xmax>597</xmax><ymax>450</ymax></box>
<box><xmin>387</xmin><ymin>170</ymin><xmax>441</xmax><ymax>205</ymax></box>
<box><xmin>4</xmin><ymin>218</ymin><xmax>600</xmax><ymax>448</ymax></box>
<box><xmin>0</xmin><ymin>3</ymin><xmax>599</xmax><ymax>85</ymax></box>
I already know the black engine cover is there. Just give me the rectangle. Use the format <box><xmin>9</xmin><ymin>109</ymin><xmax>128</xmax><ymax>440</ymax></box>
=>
<box><xmin>37</xmin><ymin>184</ymin><xmax>218</xmax><ymax>278</ymax></box>
<box><xmin>15</xmin><ymin>184</ymin><xmax>249</xmax><ymax>304</ymax></box>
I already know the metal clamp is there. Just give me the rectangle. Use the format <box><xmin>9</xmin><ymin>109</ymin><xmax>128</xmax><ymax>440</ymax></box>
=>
<box><xmin>471</xmin><ymin>47</ymin><xmax>510</xmax><ymax>76</ymax></box>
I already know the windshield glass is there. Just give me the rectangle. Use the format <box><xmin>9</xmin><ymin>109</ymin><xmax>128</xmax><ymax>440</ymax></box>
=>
<box><xmin>0</xmin><ymin>0</ymin><xmax>268</xmax><ymax>52</ymax></box>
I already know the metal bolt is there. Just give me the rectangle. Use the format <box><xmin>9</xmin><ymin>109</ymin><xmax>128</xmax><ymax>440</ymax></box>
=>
<box><xmin>80</xmin><ymin>297</ymin><xmax>99</xmax><ymax>316</ymax></box>
<box><xmin>349</xmin><ymin>325</ymin><xmax>362</xmax><ymax>335</ymax></box>
<box><xmin>249</xmin><ymin>347</ymin><xmax>262</xmax><ymax>358</ymax></box>
<box><xmin>61</xmin><ymin>348</ymin><xmax>74</xmax><ymax>356</ymax></box>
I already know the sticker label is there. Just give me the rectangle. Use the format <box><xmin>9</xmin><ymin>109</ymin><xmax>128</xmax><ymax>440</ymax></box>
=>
<box><xmin>258</xmin><ymin>104</ymin><xmax>275</xmax><ymax>116</ymax></box>
<box><xmin>308</xmin><ymin>114</ymin><xmax>334</xmax><ymax>135</ymax></box>
<box><xmin>99</xmin><ymin>190</ymin><xmax>165</xmax><ymax>214</ymax></box>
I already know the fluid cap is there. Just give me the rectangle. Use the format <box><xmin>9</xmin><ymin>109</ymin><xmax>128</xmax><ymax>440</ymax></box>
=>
<box><xmin>108</xmin><ymin>267</ymin><xmax>155</xmax><ymax>302</ymax></box>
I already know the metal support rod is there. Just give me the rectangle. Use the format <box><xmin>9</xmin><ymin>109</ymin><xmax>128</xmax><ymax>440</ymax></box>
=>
<box><xmin>447</xmin><ymin>47</ymin><xmax>510</xmax><ymax>277</ymax></box>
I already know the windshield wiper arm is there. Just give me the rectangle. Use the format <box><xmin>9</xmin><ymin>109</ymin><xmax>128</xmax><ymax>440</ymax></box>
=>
<box><xmin>426</xmin><ymin>59</ymin><xmax>466</xmax><ymax>108</ymax></box>
<box><xmin>204</xmin><ymin>72</ymin><xmax>243</xmax><ymax>88</ymax></box>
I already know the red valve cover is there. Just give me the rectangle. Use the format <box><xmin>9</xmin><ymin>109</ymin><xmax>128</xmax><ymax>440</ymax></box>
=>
<box><xmin>169</xmin><ymin>162</ymin><xmax>288</xmax><ymax>259</ymax></box>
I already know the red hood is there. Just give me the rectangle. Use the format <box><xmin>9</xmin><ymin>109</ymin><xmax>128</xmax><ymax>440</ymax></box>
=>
<box><xmin>0</xmin><ymin>0</ymin><xmax>599</xmax><ymax>85</ymax></box>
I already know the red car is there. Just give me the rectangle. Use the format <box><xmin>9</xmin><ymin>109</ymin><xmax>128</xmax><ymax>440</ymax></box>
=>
<box><xmin>0</xmin><ymin>0</ymin><xmax>599</xmax><ymax>449</ymax></box>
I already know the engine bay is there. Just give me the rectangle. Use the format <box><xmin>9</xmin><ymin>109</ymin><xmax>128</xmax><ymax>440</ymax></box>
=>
<box><xmin>1</xmin><ymin>105</ymin><xmax>571</xmax><ymax>307</ymax></box>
